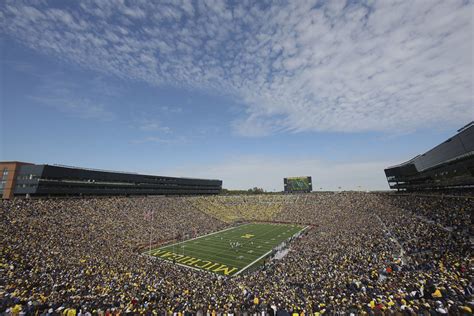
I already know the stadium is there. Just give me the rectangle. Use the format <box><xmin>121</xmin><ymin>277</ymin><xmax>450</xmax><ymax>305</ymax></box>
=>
<box><xmin>1</xmin><ymin>124</ymin><xmax>473</xmax><ymax>315</ymax></box>
<box><xmin>1</xmin><ymin>1</ymin><xmax>473</xmax><ymax>315</ymax></box>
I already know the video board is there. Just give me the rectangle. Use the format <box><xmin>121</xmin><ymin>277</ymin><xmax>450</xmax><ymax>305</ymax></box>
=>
<box><xmin>284</xmin><ymin>176</ymin><xmax>312</xmax><ymax>193</ymax></box>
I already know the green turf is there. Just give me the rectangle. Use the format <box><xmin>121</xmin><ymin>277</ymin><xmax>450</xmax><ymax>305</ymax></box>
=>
<box><xmin>145</xmin><ymin>223</ymin><xmax>306</xmax><ymax>276</ymax></box>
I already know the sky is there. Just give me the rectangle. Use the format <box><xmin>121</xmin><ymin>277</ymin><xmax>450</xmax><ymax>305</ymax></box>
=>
<box><xmin>0</xmin><ymin>0</ymin><xmax>473</xmax><ymax>191</ymax></box>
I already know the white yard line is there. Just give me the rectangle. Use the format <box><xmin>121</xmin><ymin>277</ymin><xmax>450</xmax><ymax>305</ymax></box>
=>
<box><xmin>234</xmin><ymin>225</ymin><xmax>308</xmax><ymax>276</ymax></box>
<box><xmin>145</xmin><ymin>223</ymin><xmax>252</xmax><ymax>253</ymax></box>
<box><xmin>146</xmin><ymin>223</ymin><xmax>308</xmax><ymax>277</ymax></box>
<box><xmin>234</xmin><ymin>249</ymin><xmax>273</xmax><ymax>276</ymax></box>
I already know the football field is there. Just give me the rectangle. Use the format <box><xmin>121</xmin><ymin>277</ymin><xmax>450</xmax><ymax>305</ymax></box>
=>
<box><xmin>145</xmin><ymin>223</ymin><xmax>306</xmax><ymax>276</ymax></box>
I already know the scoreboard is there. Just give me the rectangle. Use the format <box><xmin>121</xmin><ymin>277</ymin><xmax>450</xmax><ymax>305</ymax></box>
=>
<box><xmin>284</xmin><ymin>176</ymin><xmax>312</xmax><ymax>193</ymax></box>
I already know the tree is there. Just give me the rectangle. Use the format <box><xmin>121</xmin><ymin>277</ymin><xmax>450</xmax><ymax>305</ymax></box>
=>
<box><xmin>247</xmin><ymin>187</ymin><xmax>265</xmax><ymax>194</ymax></box>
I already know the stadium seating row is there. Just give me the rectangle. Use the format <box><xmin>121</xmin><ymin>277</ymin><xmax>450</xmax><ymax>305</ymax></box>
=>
<box><xmin>1</xmin><ymin>193</ymin><xmax>472</xmax><ymax>315</ymax></box>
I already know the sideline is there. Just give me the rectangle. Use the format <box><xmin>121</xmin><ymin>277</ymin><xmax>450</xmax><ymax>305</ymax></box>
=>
<box><xmin>234</xmin><ymin>225</ymin><xmax>309</xmax><ymax>276</ymax></box>
<box><xmin>144</xmin><ymin>223</ymin><xmax>252</xmax><ymax>253</ymax></box>
<box><xmin>146</xmin><ymin>223</ymin><xmax>308</xmax><ymax>277</ymax></box>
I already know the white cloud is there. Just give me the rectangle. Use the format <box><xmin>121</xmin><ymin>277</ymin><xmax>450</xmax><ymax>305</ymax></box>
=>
<box><xmin>1</xmin><ymin>0</ymin><xmax>472</xmax><ymax>136</ymax></box>
<box><xmin>159</xmin><ymin>106</ymin><xmax>182</xmax><ymax>113</ymax></box>
<box><xmin>24</xmin><ymin>71</ymin><xmax>117</xmax><ymax>121</ymax></box>
<box><xmin>131</xmin><ymin>136</ymin><xmax>185</xmax><ymax>144</ymax></box>
<box><xmin>136</xmin><ymin>118</ymin><xmax>171</xmax><ymax>133</ymax></box>
<box><xmin>31</xmin><ymin>95</ymin><xmax>115</xmax><ymax>121</ymax></box>
<box><xmin>159</xmin><ymin>155</ymin><xmax>394</xmax><ymax>191</ymax></box>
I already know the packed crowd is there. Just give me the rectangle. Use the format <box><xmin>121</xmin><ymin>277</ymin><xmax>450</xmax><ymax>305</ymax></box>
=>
<box><xmin>191</xmin><ymin>195</ymin><xmax>297</xmax><ymax>223</ymax></box>
<box><xmin>386</xmin><ymin>195</ymin><xmax>472</xmax><ymax>235</ymax></box>
<box><xmin>1</xmin><ymin>193</ymin><xmax>472</xmax><ymax>315</ymax></box>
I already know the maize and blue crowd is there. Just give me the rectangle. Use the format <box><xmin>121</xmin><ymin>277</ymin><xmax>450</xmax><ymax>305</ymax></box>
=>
<box><xmin>0</xmin><ymin>192</ymin><xmax>472</xmax><ymax>315</ymax></box>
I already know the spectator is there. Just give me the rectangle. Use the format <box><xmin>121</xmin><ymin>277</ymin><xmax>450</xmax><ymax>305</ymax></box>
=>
<box><xmin>0</xmin><ymin>193</ymin><xmax>472</xmax><ymax>315</ymax></box>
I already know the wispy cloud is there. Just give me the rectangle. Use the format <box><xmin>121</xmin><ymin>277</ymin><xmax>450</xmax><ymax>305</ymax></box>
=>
<box><xmin>159</xmin><ymin>106</ymin><xmax>182</xmax><ymax>114</ymax></box>
<box><xmin>135</xmin><ymin>118</ymin><xmax>172</xmax><ymax>133</ymax></box>
<box><xmin>130</xmin><ymin>136</ymin><xmax>185</xmax><ymax>145</ymax></box>
<box><xmin>162</xmin><ymin>155</ymin><xmax>395</xmax><ymax>191</ymax></box>
<box><xmin>2</xmin><ymin>0</ymin><xmax>472</xmax><ymax>136</ymax></box>
<box><xmin>31</xmin><ymin>95</ymin><xmax>115</xmax><ymax>121</ymax></box>
<box><xmin>28</xmin><ymin>75</ymin><xmax>116</xmax><ymax>121</ymax></box>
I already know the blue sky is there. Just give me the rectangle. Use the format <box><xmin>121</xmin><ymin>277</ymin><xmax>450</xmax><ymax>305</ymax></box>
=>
<box><xmin>1</xmin><ymin>0</ymin><xmax>472</xmax><ymax>191</ymax></box>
